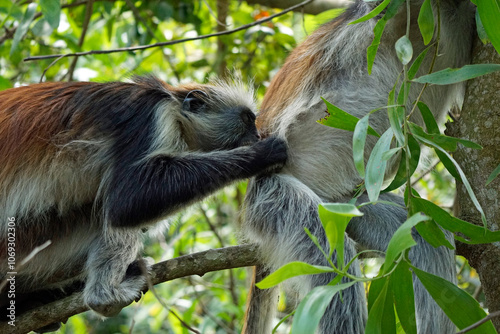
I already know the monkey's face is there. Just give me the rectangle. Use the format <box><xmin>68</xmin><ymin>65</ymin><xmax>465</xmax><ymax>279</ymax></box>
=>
<box><xmin>179</xmin><ymin>89</ymin><xmax>260</xmax><ymax>151</ymax></box>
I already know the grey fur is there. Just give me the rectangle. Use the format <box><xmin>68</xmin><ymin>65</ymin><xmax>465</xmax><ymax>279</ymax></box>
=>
<box><xmin>241</xmin><ymin>0</ymin><xmax>474</xmax><ymax>332</ymax></box>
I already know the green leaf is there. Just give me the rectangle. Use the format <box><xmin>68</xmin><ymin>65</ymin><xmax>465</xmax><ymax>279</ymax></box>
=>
<box><xmin>368</xmin><ymin>277</ymin><xmax>387</xmax><ymax>311</ymax></box>
<box><xmin>416</xmin><ymin>102</ymin><xmax>439</xmax><ymax>134</ymax></box>
<box><xmin>318</xmin><ymin>98</ymin><xmax>380</xmax><ymax>136</ymax></box>
<box><xmin>366</xmin><ymin>0</ymin><xmax>406</xmax><ymax>74</ymax></box>
<box><xmin>387</xmin><ymin>79</ymin><xmax>405</xmax><ymax>147</ymax></box>
<box><xmin>476</xmin><ymin>0</ymin><xmax>500</xmax><ymax>54</ymax></box>
<box><xmin>475</xmin><ymin>10</ymin><xmax>489</xmax><ymax>44</ymax></box>
<box><xmin>417</xmin><ymin>0</ymin><xmax>434</xmax><ymax>45</ymax></box>
<box><xmin>319</xmin><ymin>203</ymin><xmax>363</xmax><ymax>267</ymax></box>
<box><xmin>413</xmin><ymin>64</ymin><xmax>500</xmax><ymax>85</ymax></box>
<box><xmin>416</xmin><ymin>103</ymin><xmax>461</xmax><ymax>178</ymax></box>
<box><xmin>382</xmin><ymin>213</ymin><xmax>429</xmax><ymax>274</ymax></box>
<box><xmin>411</xmin><ymin>133</ymin><xmax>487</xmax><ymax>227</ymax></box>
<box><xmin>366</xmin><ymin>128</ymin><xmax>394</xmax><ymax>201</ymax></box>
<box><xmin>381</xmin><ymin>147</ymin><xmax>401</xmax><ymax>161</ymax></box>
<box><xmin>415</xmin><ymin>219</ymin><xmax>455</xmax><ymax>249</ymax></box>
<box><xmin>383</xmin><ymin>134</ymin><xmax>420</xmax><ymax>192</ymax></box>
<box><xmin>486</xmin><ymin>163</ymin><xmax>500</xmax><ymax>185</ymax></box>
<box><xmin>412</xmin><ymin>198</ymin><xmax>500</xmax><ymax>243</ymax></box>
<box><xmin>10</xmin><ymin>3</ymin><xmax>38</xmax><ymax>56</ymax></box>
<box><xmin>409</xmin><ymin>123</ymin><xmax>482</xmax><ymax>151</ymax></box>
<box><xmin>353</xmin><ymin>114</ymin><xmax>371</xmax><ymax>177</ymax></box>
<box><xmin>256</xmin><ymin>262</ymin><xmax>334</xmax><ymax>289</ymax></box>
<box><xmin>366</xmin><ymin>278</ymin><xmax>396</xmax><ymax>334</ymax></box>
<box><xmin>392</xmin><ymin>261</ymin><xmax>417</xmax><ymax>334</ymax></box>
<box><xmin>367</xmin><ymin>18</ymin><xmax>387</xmax><ymax>75</ymax></box>
<box><xmin>40</xmin><ymin>0</ymin><xmax>60</xmax><ymax>29</ymax></box>
<box><xmin>395</xmin><ymin>36</ymin><xmax>413</xmax><ymax>65</ymax></box>
<box><xmin>349</xmin><ymin>0</ymin><xmax>391</xmax><ymax>25</ymax></box>
<box><xmin>292</xmin><ymin>282</ymin><xmax>357</xmax><ymax>334</ymax></box>
<box><xmin>408</xmin><ymin>47</ymin><xmax>430</xmax><ymax>80</ymax></box>
<box><xmin>413</xmin><ymin>266</ymin><xmax>496</xmax><ymax>333</ymax></box>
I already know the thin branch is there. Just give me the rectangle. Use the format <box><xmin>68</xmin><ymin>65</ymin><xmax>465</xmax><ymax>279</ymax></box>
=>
<box><xmin>65</xmin><ymin>0</ymin><xmax>95</xmax><ymax>81</ymax></box>
<box><xmin>23</xmin><ymin>0</ymin><xmax>315</xmax><ymax>63</ymax></box>
<box><xmin>0</xmin><ymin>244</ymin><xmax>260</xmax><ymax>334</ymax></box>
<box><xmin>456</xmin><ymin>311</ymin><xmax>500</xmax><ymax>334</ymax></box>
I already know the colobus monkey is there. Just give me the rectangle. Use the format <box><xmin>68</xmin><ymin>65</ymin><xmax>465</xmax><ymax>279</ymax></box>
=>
<box><xmin>0</xmin><ymin>76</ymin><xmax>287</xmax><ymax>325</ymax></box>
<box><xmin>242</xmin><ymin>0</ymin><xmax>475</xmax><ymax>333</ymax></box>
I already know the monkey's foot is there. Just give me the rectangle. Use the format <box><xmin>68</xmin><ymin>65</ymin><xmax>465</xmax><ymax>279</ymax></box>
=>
<box><xmin>84</xmin><ymin>259</ymin><xmax>150</xmax><ymax>317</ymax></box>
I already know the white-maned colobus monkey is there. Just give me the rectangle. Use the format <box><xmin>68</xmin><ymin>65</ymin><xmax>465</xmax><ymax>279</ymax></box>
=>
<box><xmin>241</xmin><ymin>0</ymin><xmax>475</xmax><ymax>332</ymax></box>
<box><xmin>0</xmin><ymin>76</ymin><xmax>287</xmax><ymax>331</ymax></box>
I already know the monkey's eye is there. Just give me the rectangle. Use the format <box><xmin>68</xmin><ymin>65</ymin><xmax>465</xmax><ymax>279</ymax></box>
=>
<box><xmin>182</xmin><ymin>90</ymin><xmax>208</xmax><ymax>113</ymax></box>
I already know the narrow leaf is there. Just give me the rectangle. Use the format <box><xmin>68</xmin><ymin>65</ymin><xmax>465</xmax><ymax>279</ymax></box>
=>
<box><xmin>412</xmin><ymin>133</ymin><xmax>487</xmax><ymax>227</ymax></box>
<box><xmin>292</xmin><ymin>283</ymin><xmax>357</xmax><ymax>334</ymax></box>
<box><xmin>319</xmin><ymin>203</ymin><xmax>362</xmax><ymax>267</ymax></box>
<box><xmin>40</xmin><ymin>0</ymin><xmax>60</xmax><ymax>29</ymax></box>
<box><xmin>475</xmin><ymin>10</ymin><xmax>489</xmax><ymax>44</ymax></box>
<box><xmin>412</xmin><ymin>198</ymin><xmax>500</xmax><ymax>244</ymax></box>
<box><xmin>382</xmin><ymin>213</ymin><xmax>429</xmax><ymax>274</ymax></box>
<box><xmin>415</xmin><ymin>219</ymin><xmax>455</xmax><ymax>249</ymax></box>
<box><xmin>417</xmin><ymin>0</ymin><xmax>434</xmax><ymax>45</ymax></box>
<box><xmin>413</xmin><ymin>267</ymin><xmax>496</xmax><ymax>333</ymax></box>
<box><xmin>486</xmin><ymin>163</ymin><xmax>500</xmax><ymax>185</ymax></box>
<box><xmin>318</xmin><ymin>98</ymin><xmax>380</xmax><ymax>136</ymax></box>
<box><xmin>408</xmin><ymin>47</ymin><xmax>431</xmax><ymax>80</ymax></box>
<box><xmin>10</xmin><ymin>3</ymin><xmax>37</xmax><ymax>55</ymax></box>
<box><xmin>383</xmin><ymin>134</ymin><xmax>420</xmax><ymax>192</ymax></box>
<box><xmin>366</xmin><ymin>128</ymin><xmax>394</xmax><ymax>201</ymax></box>
<box><xmin>256</xmin><ymin>262</ymin><xmax>334</xmax><ymax>289</ymax></box>
<box><xmin>392</xmin><ymin>261</ymin><xmax>417</xmax><ymax>334</ymax></box>
<box><xmin>353</xmin><ymin>114</ymin><xmax>371</xmax><ymax>177</ymax></box>
<box><xmin>349</xmin><ymin>0</ymin><xmax>391</xmax><ymax>25</ymax></box>
<box><xmin>366</xmin><ymin>278</ymin><xmax>396</xmax><ymax>334</ymax></box>
<box><xmin>476</xmin><ymin>0</ymin><xmax>500</xmax><ymax>54</ymax></box>
<box><xmin>413</xmin><ymin>64</ymin><xmax>500</xmax><ymax>85</ymax></box>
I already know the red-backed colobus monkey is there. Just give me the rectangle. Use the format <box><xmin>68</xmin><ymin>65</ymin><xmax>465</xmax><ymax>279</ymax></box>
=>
<box><xmin>0</xmin><ymin>76</ymin><xmax>287</xmax><ymax>330</ymax></box>
<box><xmin>242</xmin><ymin>0</ymin><xmax>475</xmax><ymax>332</ymax></box>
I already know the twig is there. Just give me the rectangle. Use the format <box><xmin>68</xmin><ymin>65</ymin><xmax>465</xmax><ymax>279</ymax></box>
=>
<box><xmin>65</xmin><ymin>0</ymin><xmax>95</xmax><ymax>81</ymax></box>
<box><xmin>23</xmin><ymin>0</ymin><xmax>315</xmax><ymax>63</ymax></box>
<box><xmin>0</xmin><ymin>244</ymin><xmax>260</xmax><ymax>334</ymax></box>
<box><xmin>411</xmin><ymin>160</ymin><xmax>440</xmax><ymax>186</ymax></box>
<box><xmin>456</xmin><ymin>310</ymin><xmax>500</xmax><ymax>334</ymax></box>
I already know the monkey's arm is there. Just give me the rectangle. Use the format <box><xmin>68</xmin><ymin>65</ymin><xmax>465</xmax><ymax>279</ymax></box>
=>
<box><xmin>106</xmin><ymin>137</ymin><xmax>287</xmax><ymax>227</ymax></box>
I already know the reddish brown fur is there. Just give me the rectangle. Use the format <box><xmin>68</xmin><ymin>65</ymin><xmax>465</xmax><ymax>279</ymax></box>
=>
<box><xmin>0</xmin><ymin>83</ymin><xmax>92</xmax><ymax>181</ymax></box>
<box><xmin>257</xmin><ymin>18</ymin><xmax>345</xmax><ymax>136</ymax></box>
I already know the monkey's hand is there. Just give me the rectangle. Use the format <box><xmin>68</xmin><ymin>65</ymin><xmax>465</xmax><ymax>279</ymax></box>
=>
<box><xmin>84</xmin><ymin>258</ymin><xmax>150</xmax><ymax>317</ymax></box>
<box><xmin>249</xmin><ymin>136</ymin><xmax>288</xmax><ymax>175</ymax></box>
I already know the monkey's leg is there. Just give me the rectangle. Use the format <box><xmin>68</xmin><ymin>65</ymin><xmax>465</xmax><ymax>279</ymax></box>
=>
<box><xmin>241</xmin><ymin>266</ymin><xmax>279</xmax><ymax>334</ymax></box>
<box><xmin>346</xmin><ymin>192</ymin><xmax>456</xmax><ymax>334</ymax></box>
<box><xmin>83</xmin><ymin>228</ymin><xmax>146</xmax><ymax>317</ymax></box>
<box><xmin>242</xmin><ymin>174</ymin><xmax>367</xmax><ymax>334</ymax></box>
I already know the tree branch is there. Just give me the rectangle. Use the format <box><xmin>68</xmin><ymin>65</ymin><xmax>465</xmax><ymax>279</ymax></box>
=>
<box><xmin>0</xmin><ymin>244</ymin><xmax>260</xmax><ymax>334</ymax></box>
<box><xmin>23</xmin><ymin>0</ymin><xmax>315</xmax><ymax>63</ymax></box>
<box><xmin>245</xmin><ymin>0</ymin><xmax>350</xmax><ymax>15</ymax></box>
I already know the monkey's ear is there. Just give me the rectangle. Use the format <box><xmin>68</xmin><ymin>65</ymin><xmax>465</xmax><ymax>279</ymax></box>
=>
<box><xmin>182</xmin><ymin>90</ymin><xmax>208</xmax><ymax>113</ymax></box>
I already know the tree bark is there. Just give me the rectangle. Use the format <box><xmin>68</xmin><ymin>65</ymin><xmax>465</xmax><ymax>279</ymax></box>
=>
<box><xmin>448</xmin><ymin>39</ymin><xmax>500</xmax><ymax>331</ymax></box>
